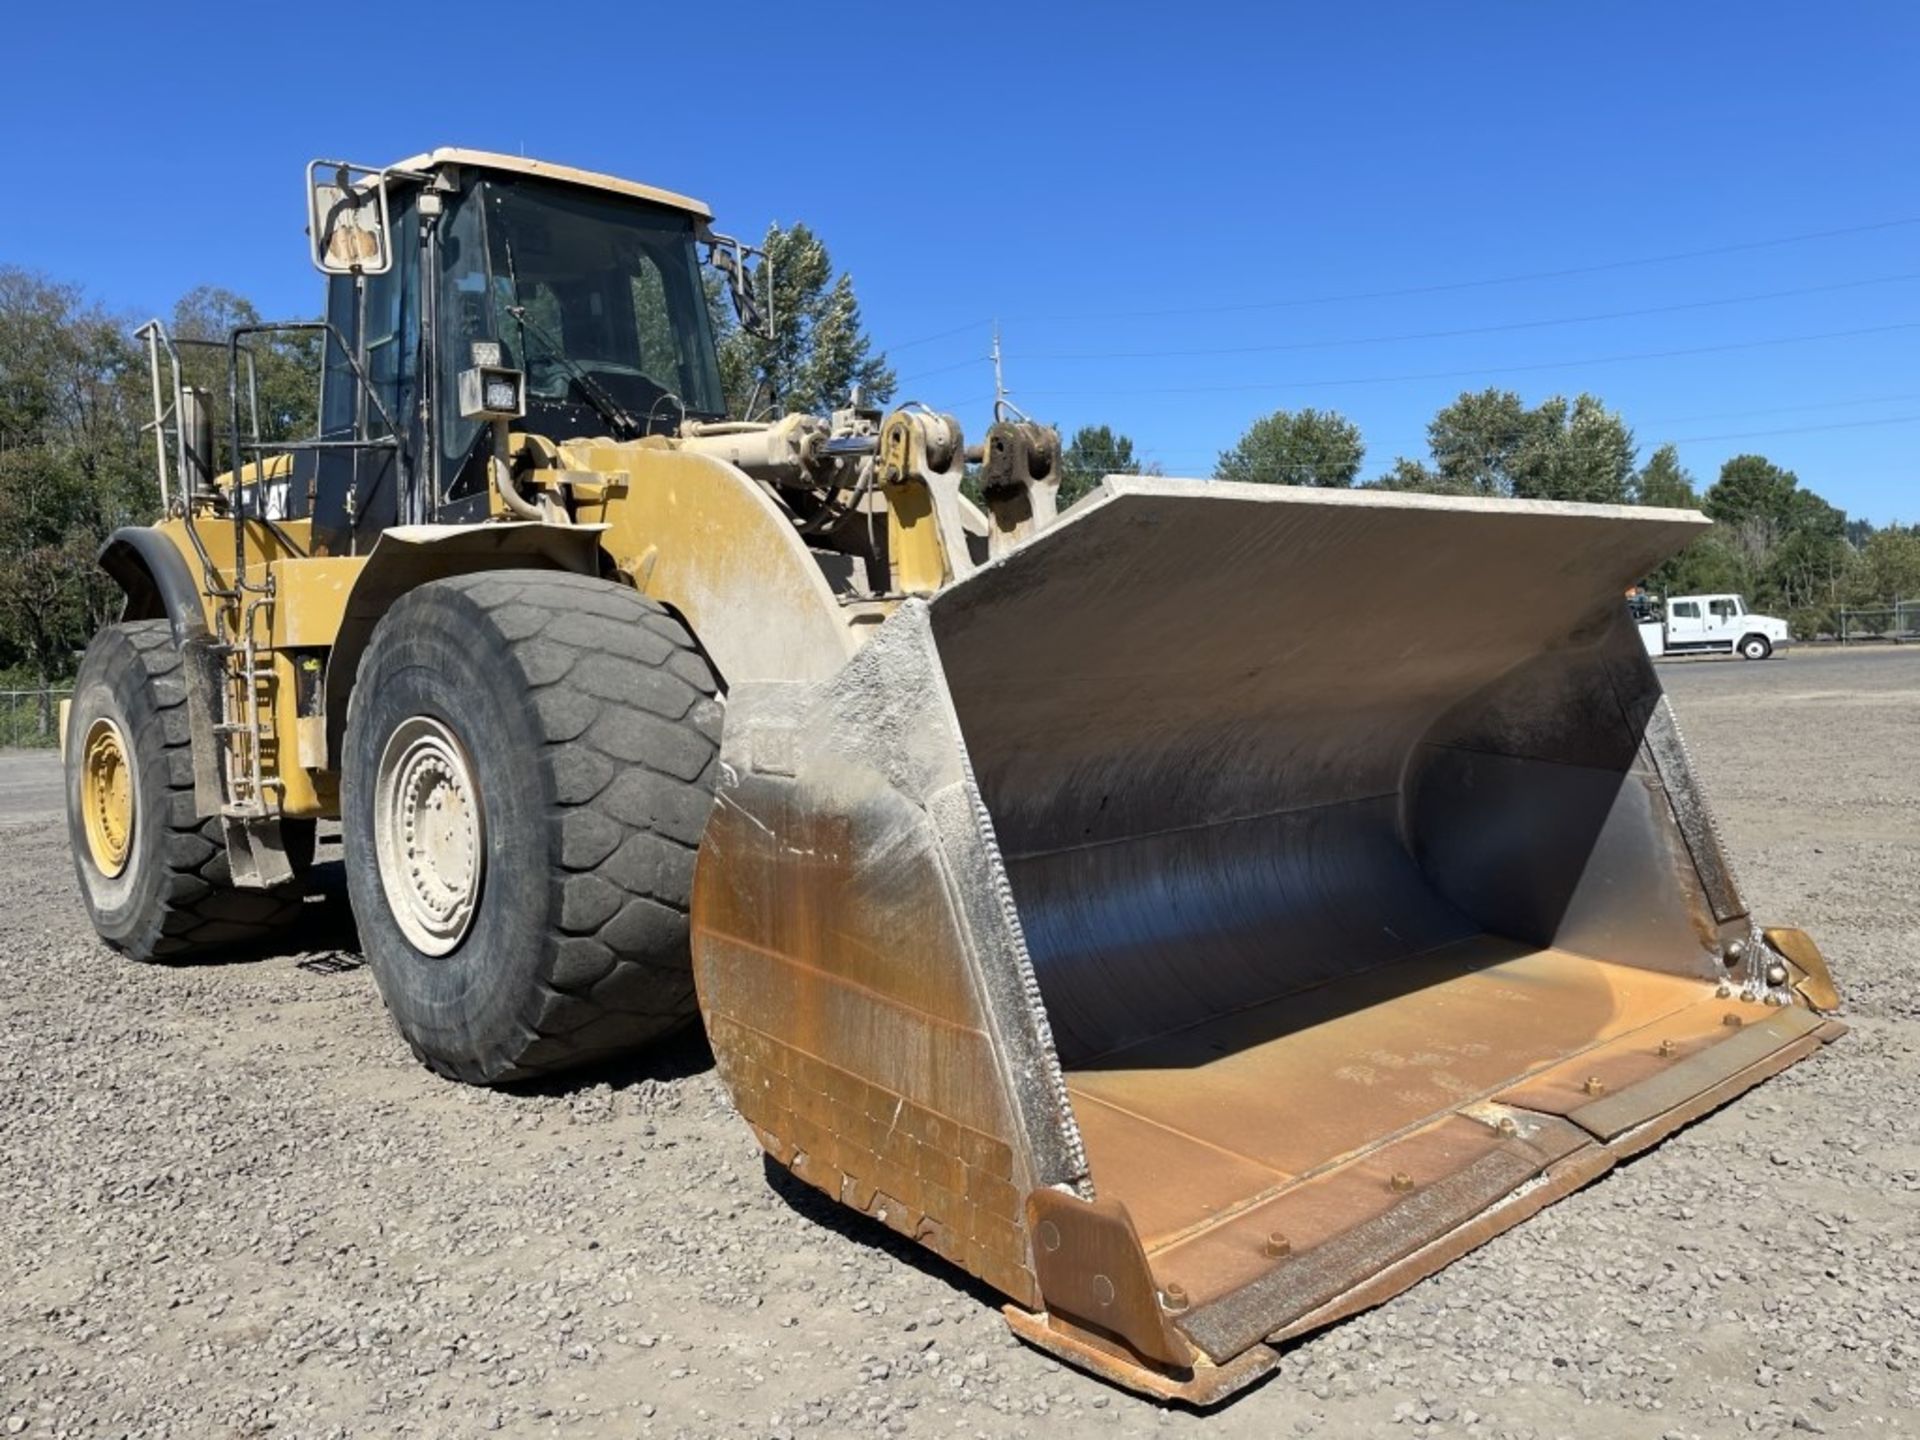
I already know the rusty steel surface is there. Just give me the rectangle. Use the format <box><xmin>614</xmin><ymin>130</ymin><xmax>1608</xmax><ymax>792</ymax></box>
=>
<box><xmin>1172</xmin><ymin>1139</ymin><xmax>1549</xmax><ymax>1361</ymax></box>
<box><xmin>1025</xmin><ymin>1189</ymin><xmax>1193</xmax><ymax>1370</ymax></box>
<box><xmin>1064</xmin><ymin>938</ymin><xmax>1712</xmax><ymax>1221</ymax></box>
<box><xmin>1764</xmin><ymin>925</ymin><xmax>1843</xmax><ymax>1012</ymax></box>
<box><xmin>688</xmin><ymin>480</ymin><xmax>1843</xmax><ymax>1401</ymax></box>
<box><xmin>927</xmin><ymin>482</ymin><xmax>1712</xmax><ymax>1067</ymax></box>
<box><xmin>1000</xmin><ymin>1304</ymin><xmax>1280</xmax><ymax>1406</ymax></box>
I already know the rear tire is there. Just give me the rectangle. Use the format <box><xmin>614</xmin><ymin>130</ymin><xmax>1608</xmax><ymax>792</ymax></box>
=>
<box><xmin>1738</xmin><ymin>634</ymin><xmax>1773</xmax><ymax>661</ymax></box>
<box><xmin>341</xmin><ymin>571</ymin><xmax>722</xmax><ymax>1084</ymax></box>
<box><xmin>65</xmin><ymin>621</ymin><xmax>314</xmax><ymax>962</ymax></box>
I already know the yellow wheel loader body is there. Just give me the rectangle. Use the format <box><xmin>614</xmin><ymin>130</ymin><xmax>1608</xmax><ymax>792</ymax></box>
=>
<box><xmin>74</xmin><ymin>147</ymin><xmax>1842</xmax><ymax>1406</ymax></box>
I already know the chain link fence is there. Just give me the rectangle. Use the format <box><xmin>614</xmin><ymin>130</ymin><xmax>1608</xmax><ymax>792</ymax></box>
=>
<box><xmin>2</xmin><ymin>689</ymin><xmax>72</xmax><ymax>749</ymax></box>
<box><xmin>1836</xmin><ymin>600</ymin><xmax>1920</xmax><ymax>644</ymax></box>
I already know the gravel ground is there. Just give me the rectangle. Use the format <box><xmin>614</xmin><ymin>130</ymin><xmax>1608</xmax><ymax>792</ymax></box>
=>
<box><xmin>2</xmin><ymin>647</ymin><xmax>1915</xmax><ymax>1440</ymax></box>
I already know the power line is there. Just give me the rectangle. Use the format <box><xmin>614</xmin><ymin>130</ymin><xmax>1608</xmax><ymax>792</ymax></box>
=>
<box><xmin>884</xmin><ymin>319</ymin><xmax>991</xmax><ymax>354</ymax></box>
<box><xmin>1008</xmin><ymin>273</ymin><xmax>1920</xmax><ymax>365</ymax></box>
<box><xmin>1007</xmin><ymin>321</ymin><xmax>1920</xmax><ymax>399</ymax></box>
<box><xmin>1645</xmin><ymin>391</ymin><xmax>1920</xmax><ymax>425</ymax></box>
<box><xmin>897</xmin><ymin>353</ymin><xmax>992</xmax><ymax>385</ymax></box>
<box><xmin>876</xmin><ymin>214</ymin><xmax>1920</xmax><ymax>348</ymax></box>
<box><xmin>1669</xmin><ymin>413</ymin><xmax>1920</xmax><ymax>444</ymax></box>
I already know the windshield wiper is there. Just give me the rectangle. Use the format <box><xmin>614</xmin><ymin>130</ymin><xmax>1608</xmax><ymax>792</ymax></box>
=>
<box><xmin>505</xmin><ymin>305</ymin><xmax>645</xmax><ymax>439</ymax></box>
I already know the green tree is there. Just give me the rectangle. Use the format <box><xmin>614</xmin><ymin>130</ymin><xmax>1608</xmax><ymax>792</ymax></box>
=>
<box><xmin>1634</xmin><ymin>446</ymin><xmax>1707</xmax><ymax>597</ymax></box>
<box><xmin>1417</xmin><ymin>388</ymin><xmax>1635</xmax><ymax>501</ymax></box>
<box><xmin>1424</xmin><ymin>388</ymin><xmax>1534</xmax><ymax>495</ymax></box>
<box><xmin>1367</xmin><ymin>455</ymin><xmax>1475</xmax><ymax>494</ymax></box>
<box><xmin>712</xmin><ymin>223</ymin><xmax>895</xmax><ymax>418</ymax></box>
<box><xmin>1058</xmin><ymin>424</ymin><xmax>1141</xmax><ymax>507</ymax></box>
<box><xmin>1846</xmin><ymin>526</ymin><xmax>1920</xmax><ymax>605</ymax></box>
<box><xmin>1634</xmin><ymin>444</ymin><xmax>1698</xmax><ymax>509</ymax></box>
<box><xmin>1704</xmin><ymin>454</ymin><xmax>1802</xmax><ymax>535</ymax></box>
<box><xmin>1685</xmin><ymin>454</ymin><xmax>1854</xmax><ymax>632</ymax></box>
<box><xmin>169</xmin><ymin>286</ymin><xmax>322</xmax><ymax>444</ymax></box>
<box><xmin>1510</xmin><ymin>394</ymin><xmax>1635</xmax><ymax>503</ymax></box>
<box><xmin>1662</xmin><ymin>530</ymin><xmax>1753</xmax><ymax>598</ymax></box>
<box><xmin>0</xmin><ymin>268</ymin><xmax>148</xmax><ymax>702</ymax></box>
<box><xmin>1215</xmin><ymin>407</ymin><xmax>1364</xmax><ymax>487</ymax></box>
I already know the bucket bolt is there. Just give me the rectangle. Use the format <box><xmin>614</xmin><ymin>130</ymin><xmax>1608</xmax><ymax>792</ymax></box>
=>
<box><xmin>1388</xmin><ymin>1171</ymin><xmax>1416</xmax><ymax>1195</ymax></box>
<box><xmin>1160</xmin><ymin>1282</ymin><xmax>1190</xmax><ymax>1313</ymax></box>
<box><xmin>1495</xmin><ymin>1116</ymin><xmax>1519</xmax><ymax>1138</ymax></box>
<box><xmin>1583</xmin><ymin>1076</ymin><xmax>1607</xmax><ymax>1097</ymax></box>
<box><xmin>1723</xmin><ymin>1013</ymin><xmax>1744</xmax><ymax>1029</ymax></box>
<box><xmin>1764</xmin><ymin>960</ymin><xmax>1790</xmax><ymax>988</ymax></box>
<box><xmin>1723</xmin><ymin>938</ymin><xmax>1747</xmax><ymax>968</ymax></box>
<box><xmin>1264</xmin><ymin>1231</ymin><xmax>1292</xmax><ymax>1259</ymax></box>
<box><xmin>1658</xmin><ymin>1038</ymin><xmax>1677</xmax><ymax>1058</ymax></box>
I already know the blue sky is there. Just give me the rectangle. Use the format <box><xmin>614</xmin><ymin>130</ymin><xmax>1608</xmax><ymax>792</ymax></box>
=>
<box><xmin>3</xmin><ymin>1</ymin><xmax>1915</xmax><ymax>520</ymax></box>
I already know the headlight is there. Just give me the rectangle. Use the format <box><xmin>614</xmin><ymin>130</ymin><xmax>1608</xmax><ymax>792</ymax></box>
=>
<box><xmin>457</xmin><ymin>365</ymin><xmax>526</xmax><ymax>421</ymax></box>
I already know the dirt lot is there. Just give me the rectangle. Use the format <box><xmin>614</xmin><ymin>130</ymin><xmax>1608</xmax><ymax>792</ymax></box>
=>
<box><xmin>2</xmin><ymin>647</ymin><xmax>1916</xmax><ymax>1440</ymax></box>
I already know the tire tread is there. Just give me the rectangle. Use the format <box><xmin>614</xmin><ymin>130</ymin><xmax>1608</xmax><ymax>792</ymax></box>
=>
<box><xmin>80</xmin><ymin>621</ymin><xmax>310</xmax><ymax>961</ymax></box>
<box><xmin>356</xmin><ymin>573</ymin><xmax>720</xmax><ymax>1084</ymax></box>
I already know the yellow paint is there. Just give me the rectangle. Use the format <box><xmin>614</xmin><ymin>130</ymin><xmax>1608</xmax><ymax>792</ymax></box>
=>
<box><xmin>80</xmin><ymin>717</ymin><xmax>134</xmax><ymax>876</ymax></box>
<box><xmin>882</xmin><ymin>478</ymin><xmax>948</xmax><ymax>595</ymax></box>
<box><xmin>270</xmin><ymin>648</ymin><xmax>336</xmax><ymax>816</ymax></box>
<box><xmin>271</xmin><ymin>557</ymin><xmax>363</xmax><ymax>647</ymax></box>
<box><xmin>387</xmin><ymin>148</ymin><xmax>712</xmax><ymax>220</ymax></box>
<box><xmin>568</xmin><ymin>439</ymin><xmax>859</xmax><ymax>685</ymax></box>
<box><xmin>130</xmin><ymin>522</ymin><xmax>345</xmax><ymax>819</ymax></box>
<box><xmin>119</xmin><ymin>427</ymin><xmax>874</xmax><ymax>823</ymax></box>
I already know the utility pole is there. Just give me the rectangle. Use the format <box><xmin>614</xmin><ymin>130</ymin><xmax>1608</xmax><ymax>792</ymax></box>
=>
<box><xmin>990</xmin><ymin>321</ymin><xmax>1026</xmax><ymax>423</ymax></box>
<box><xmin>990</xmin><ymin>322</ymin><xmax>1006</xmax><ymax>416</ymax></box>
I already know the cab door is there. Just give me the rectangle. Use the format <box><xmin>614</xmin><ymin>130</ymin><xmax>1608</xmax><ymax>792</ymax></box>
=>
<box><xmin>1705</xmin><ymin>596</ymin><xmax>1742</xmax><ymax>642</ymax></box>
<box><xmin>312</xmin><ymin>192</ymin><xmax>422</xmax><ymax>555</ymax></box>
<box><xmin>1667</xmin><ymin>599</ymin><xmax>1705</xmax><ymax>645</ymax></box>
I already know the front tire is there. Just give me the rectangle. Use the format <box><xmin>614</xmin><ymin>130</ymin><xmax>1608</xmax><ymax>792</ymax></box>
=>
<box><xmin>341</xmin><ymin>571</ymin><xmax>722</xmax><ymax>1084</ymax></box>
<box><xmin>65</xmin><ymin>621</ymin><xmax>314</xmax><ymax>961</ymax></box>
<box><xmin>1738</xmin><ymin>634</ymin><xmax>1773</xmax><ymax>661</ymax></box>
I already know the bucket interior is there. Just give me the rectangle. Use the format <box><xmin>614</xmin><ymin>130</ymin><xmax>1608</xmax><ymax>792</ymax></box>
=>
<box><xmin>930</xmin><ymin>485</ymin><xmax>1744</xmax><ymax>1330</ymax></box>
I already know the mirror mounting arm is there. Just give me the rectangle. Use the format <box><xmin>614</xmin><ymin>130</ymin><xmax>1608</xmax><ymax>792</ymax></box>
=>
<box><xmin>305</xmin><ymin>159</ymin><xmax>433</xmax><ymax>278</ymax></box>
<box><xmin>702</xmin><ymin>227</ymin><xmax>775</xmax><ymax>341</ymax></box>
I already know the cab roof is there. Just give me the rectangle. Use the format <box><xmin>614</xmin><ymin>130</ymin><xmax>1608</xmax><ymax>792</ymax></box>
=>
<box><xmin>388</xmin><ymin>148</ymin><xmax>713</xmax><ymax>222</ymax></box>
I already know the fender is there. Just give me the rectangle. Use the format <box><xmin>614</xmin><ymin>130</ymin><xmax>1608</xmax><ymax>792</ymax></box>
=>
<box><xmin>319</xmin><ymin>521</ymin><xmax>607</xmax><ymax>767</ymax></box>
<box><xmin>569</xmin><ymin>443</ymin><xmax>861</xmax><ymax>689</ymax></box>
<box><xmin>98</xmin><ymin>527</ymin><xmax>209</xmax><ymax>644</ymax></box>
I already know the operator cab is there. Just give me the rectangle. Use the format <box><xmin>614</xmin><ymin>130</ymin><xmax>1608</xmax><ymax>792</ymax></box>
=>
<box><xmin>302</xmin><ymin>150</ymin><xmax>756</xmax><ymax>555</ymax></box>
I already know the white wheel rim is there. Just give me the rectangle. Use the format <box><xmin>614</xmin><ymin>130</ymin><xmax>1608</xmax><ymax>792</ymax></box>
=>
<box><xmin>373</xmin><ymin>716</ymin><xmax>484</xmax><ymax>956</ymax></box>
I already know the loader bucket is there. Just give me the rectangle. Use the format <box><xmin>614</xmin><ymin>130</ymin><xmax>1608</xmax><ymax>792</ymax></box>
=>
<box><xmin>691</xmin><ymin>479</ymin><xmax>1842</xmax><ymax>1404</ymax></box>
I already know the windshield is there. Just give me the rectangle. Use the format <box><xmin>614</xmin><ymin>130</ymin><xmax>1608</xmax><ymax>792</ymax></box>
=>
<box><xmin>482</xmin><ymin>175</ymin><xmax>726</xmax><ymax>432</ymax></box>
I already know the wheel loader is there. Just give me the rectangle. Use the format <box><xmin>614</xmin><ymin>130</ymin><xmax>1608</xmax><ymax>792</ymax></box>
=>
<box><xmin>61</xmin><ymin>148</ymin><xmax>1844</xmax><ymax>1404</ymax></box>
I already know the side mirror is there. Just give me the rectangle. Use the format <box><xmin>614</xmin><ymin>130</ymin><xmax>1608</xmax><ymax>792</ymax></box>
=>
<box><xmin>706</xmin><ymin>233</ymin><xmax>773</xmax><ymax>340</ymax></box>
<box><xmin>307</xmin><ymin>160</ymin><xmax>393</xmax><ymax>276</ymax></box>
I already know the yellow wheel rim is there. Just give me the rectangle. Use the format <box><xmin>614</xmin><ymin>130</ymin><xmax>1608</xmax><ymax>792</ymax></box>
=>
<box><xmin>81</xmin><ymin>717</ymin><xmax>134</xmax><ymax>877</ymax></box>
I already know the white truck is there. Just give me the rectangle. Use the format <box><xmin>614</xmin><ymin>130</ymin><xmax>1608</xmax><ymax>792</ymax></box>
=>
<box><xmin>1638</xmin><ymin>592</ymin><xmax>1792</xmax><ymax>660</ymax></box>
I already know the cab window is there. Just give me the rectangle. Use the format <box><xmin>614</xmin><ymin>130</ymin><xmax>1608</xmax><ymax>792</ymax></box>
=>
<box><xmin>314</xmin><ymin>192</ymin><xmax>419</xmax><ymax>550</ymax></box>
<box><xmin>1671</xmin><ymin>602</ymin><xmax>1700</xmax><ymax>619</ymax></box>
<box><xmin>1709</xmin><ymin>599</ymin><xmax>1740</xmax><ymax>620</ymax></box>
<box><xmin>436</xmin><ymin>182</ymin><xmax>497</xmax><ymax>506</ymax></box>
